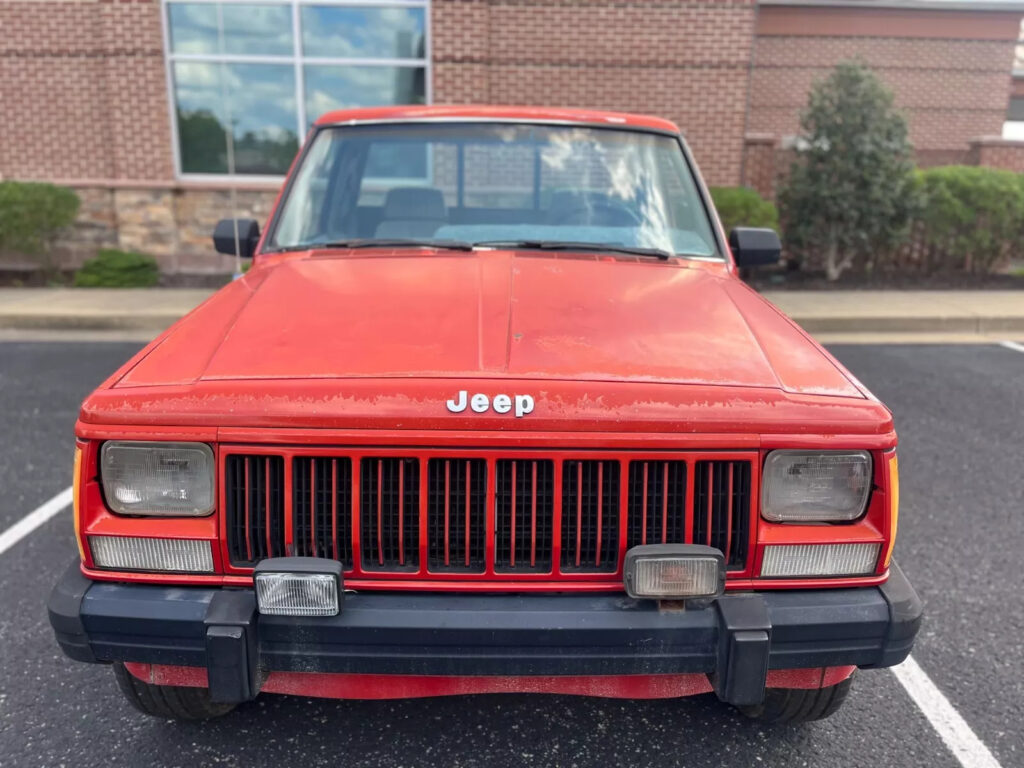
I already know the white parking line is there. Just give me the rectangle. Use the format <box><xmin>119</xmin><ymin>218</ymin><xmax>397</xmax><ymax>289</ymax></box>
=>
<box><xmin>892</xmin><ymin>656</ymin><xmax>1003</xmax><ymax>768</ymax></box>
<box><xmin>999</xmin><ymin>340</ymin><xmax>1024</xmax><ymax>354</ymax></box>
<box><xmin>0</xmin><ymin>486</ymin><xmax>73</xmax><ymax>557</ymax></box>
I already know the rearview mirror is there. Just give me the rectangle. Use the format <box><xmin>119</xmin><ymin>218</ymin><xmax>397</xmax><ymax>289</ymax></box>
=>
<box><xmin>213</xmin><ymin>218</ymin><xmax>260</xmax><ymax>259</ymax></box>
<box><xmin>728</xmin><ymin>227</ymin><xmax>781</xmax><ymax>268</ymax></box>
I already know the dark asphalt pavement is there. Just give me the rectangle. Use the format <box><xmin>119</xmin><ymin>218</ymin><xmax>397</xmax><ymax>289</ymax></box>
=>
<box><xmin>0</xmin><ymin>341</ymin><xmax>1019</xmax><ymax>768</ymax></box>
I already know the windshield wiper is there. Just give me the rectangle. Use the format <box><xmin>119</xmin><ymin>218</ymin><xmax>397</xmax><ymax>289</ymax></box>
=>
<box><xmin>472</xmin><ymin>240</ymin><xmax>673</xmax><ymax>261</ymax></box>
<box><xmin>310</xmin><ymin>238</ymin><xmax>475</xmax><ymax>251</ymax></box>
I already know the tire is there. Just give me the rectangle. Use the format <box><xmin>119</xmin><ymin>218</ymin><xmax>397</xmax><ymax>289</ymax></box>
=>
<box><xmin>113</xmin><ymin>662</ymin><xmax>237</xmax><ymax>721</ymax></box>
<box><xmin>738</xmin><ymin>672</ymin><xmax>855</xmax><ymax>724</ymax></box>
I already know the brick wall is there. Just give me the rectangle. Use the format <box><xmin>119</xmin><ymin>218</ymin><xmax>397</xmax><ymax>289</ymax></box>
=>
<box><xmin>740</xmin><ymin>133</ymin><xmax>777</xmax><ymax>199</ymax></box>
<box><xmin>432</xmin><ymin>0</ymin><xmax>759</xmax><ymax>187</ymax></box>
<box><xmin>0</xmin><ymin>0</ymin><xmax>173</xmax><ymax>183</ymax></box>
<box><xmin>750</xmin><ymin>5</ymin><xmax>1021</xmax><ymax>161</ymax></box>
<box><xmin>967</xmin><ymin>137</ymin><xmax>1024</xmax><ymax>174</ymax></box>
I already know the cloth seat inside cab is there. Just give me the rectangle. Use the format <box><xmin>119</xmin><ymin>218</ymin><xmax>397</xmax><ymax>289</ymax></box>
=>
<box><xmin>374</xmin><ymin>187</ymin><xmax>448</xmax><ymax>238</ymax></box>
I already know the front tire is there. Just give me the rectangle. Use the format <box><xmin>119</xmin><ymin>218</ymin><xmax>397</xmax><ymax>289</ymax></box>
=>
<box><xmin>738</xmin><ymin>672</ymin><xmax>854</xmax><ymax>723</ymax></box>
<box><xmin>113</xmin><ymin>662</ymin><xmax>236</xmax><ymax>721</ymax></box>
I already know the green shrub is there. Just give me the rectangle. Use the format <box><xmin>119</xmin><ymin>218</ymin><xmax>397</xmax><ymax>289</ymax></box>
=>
<box><xmin>779</xmin><ymin>62</ymin><xmax>919</xmax><ymax>280</ymax></box>
<box><xmin>710</xmin><ymin>187</ymin><xmax>779</xmax><ymax>234</ymax></box>
<box><xmin>913</xmin><ymin>166</ymin><xmax>1024</xmax><ymax>274</ymax></box>
<box><xmin>73</xmin><ymin>249</ymin><xmax>160</xmax><ymax>288</ymax></box>
<box><xmin>0</xmin><ymin>181</ymin><xmax>80</xmax><ymax>257</ymax></box>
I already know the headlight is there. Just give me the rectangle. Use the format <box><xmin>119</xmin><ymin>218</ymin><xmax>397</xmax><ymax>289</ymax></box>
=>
<box><xmin>100</xmin><ymin>441</ymin><xmax>215</xmax><ymax>516</ymax></box>
<box><xmin>761</xmin><ymin>450</ymin><xmax>872</xmax><ymax>523</ymax></box>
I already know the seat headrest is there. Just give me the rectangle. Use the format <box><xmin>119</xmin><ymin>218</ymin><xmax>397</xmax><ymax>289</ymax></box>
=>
<box><xmin>383</xmin><ymin>187</ymin><xmax>447</xmax><ymax>221</ymax></box>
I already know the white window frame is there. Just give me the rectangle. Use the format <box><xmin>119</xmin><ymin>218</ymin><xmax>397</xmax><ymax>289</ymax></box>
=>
<box><xmin>160</xmin><ymin>0</ymin><xmax>432</xmax><ymax>182</ymax></box>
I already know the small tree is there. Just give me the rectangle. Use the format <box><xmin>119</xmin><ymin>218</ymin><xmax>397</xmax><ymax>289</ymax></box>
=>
<box><xmin>779</xmin><ymin>62</ymin><xmax>918</xmax><ymax>280</ymax></box>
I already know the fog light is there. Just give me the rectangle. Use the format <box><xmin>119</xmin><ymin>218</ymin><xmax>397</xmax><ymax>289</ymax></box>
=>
<box><xmin>623</xmin><ymin>544</ymin><xmax>725</xmax><ymax>600</ymax></box>
<box><xmin>760</xmin><ymin>543</ymin><xmax>880</xmax><ymax>578</ymax></box>
<box><xmin>89</xmin><ymin>535</ymin><xmax>213</xmax><ymax>573</ymax></box>
<box><xmin>254</xmin><ymin>557</ymin><xmax>342</xmax><ymax>617</ymax></box>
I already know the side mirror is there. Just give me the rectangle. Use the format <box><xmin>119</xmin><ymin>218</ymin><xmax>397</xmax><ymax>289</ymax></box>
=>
<box><xmin>728</xmin><ymin>227</ymin><xmax>781</xmax><ymax>268</ymax></box>
<box><xmin>213</xmin><ymin>218</ymin><xmax>260</xmax><ymax>259</ymax></box>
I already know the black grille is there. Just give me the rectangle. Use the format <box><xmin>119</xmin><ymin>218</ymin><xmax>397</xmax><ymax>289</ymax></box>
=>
<box><xmin>225</xmin><ymin>455</ymin><xmax>285</xmax><ymax>567</ymax></box>
<box><xmin>561</xmin><ymin>460</ymin><xmax>620</xmax><ymax>572</ymax></box>
<box><xmin>693</xmin><ymin>460</ymin><xmax>752</xmax><ymax>569</ymax></box>
<box><xmin>427</xmin><ymin>458</ymin><xmax>487</xmax><ymax>572</ymax></box>
<box><xmin>292</xmin><ymin>457</ymin><xmax>352</xmax><ymax>566</ymax></box>
<box><xmin>626</xmin><ymin>460</ymin><xmax>687</xmax><ymax>548</ymax></box>
<box><xmin>223</xmin><ymin>453</ymin><xmax>755</xmax><ymax>576</ymax></box>
<box><xmin>495</xmin><ymin>459</ymin><xmax>554</xmax><ymax>572</ymax></box>
<box><xmin>360</xmin><ymin>457</ymin><xmax>420</xmax><ymax>571</ymax></box>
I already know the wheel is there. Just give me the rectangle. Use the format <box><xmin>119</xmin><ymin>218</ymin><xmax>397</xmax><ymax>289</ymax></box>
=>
<box><xmin>113</xmin><ymin>662</ymin><xmax>236</xmax><ymax>721</ymax></box>
<box><xmin>738</xmin><ymin>672</ymin><xmax>855</xmax><ymax>724</ymax></box>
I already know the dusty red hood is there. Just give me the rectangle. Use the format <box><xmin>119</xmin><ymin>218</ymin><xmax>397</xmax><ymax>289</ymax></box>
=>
<box><xmin>116</xmin><ymin>250</ymin><xmax>861</xmax><ymax>396</ymax></box>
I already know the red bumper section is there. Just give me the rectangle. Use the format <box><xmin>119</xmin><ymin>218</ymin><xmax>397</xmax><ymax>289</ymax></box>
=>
<box><xmin>124</xmin><ymin>663</ymin><xmax>856</xmax><ymax>701</ymax></box>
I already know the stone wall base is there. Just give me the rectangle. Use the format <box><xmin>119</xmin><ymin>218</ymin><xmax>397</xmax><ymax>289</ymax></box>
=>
<box><xmin>52</xmin><ymin>185</ymin><xmax>280</xmax><ymax>274</ymax></box>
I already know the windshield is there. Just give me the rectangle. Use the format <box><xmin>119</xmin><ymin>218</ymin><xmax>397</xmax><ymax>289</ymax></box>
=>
<box><xmin>269</xmin><ymin>122</ymin><xmax>720</xmax><ymax>259</ymax></box>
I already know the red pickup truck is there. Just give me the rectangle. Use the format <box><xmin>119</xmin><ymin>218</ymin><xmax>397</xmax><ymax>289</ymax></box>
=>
<box><xmin>48</xmin><ymin>106</ymin><xmax>920</xmax><ymax>723</ymax></box>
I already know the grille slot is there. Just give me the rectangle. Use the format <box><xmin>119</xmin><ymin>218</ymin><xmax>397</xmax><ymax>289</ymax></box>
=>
<box><xmin>561</xmin><ymin>460</ymin><xmax>620</xmax><ymax>572</ymax></box>
<box><xmin>292</xmin><ymin>457</ymin><xmax>353</xmax><ymax>566</ymax></box>
<box><xmin>495</xmin><ymin>459</ymin><xmax>554</xmax><ymax>572</ymax></box>
<box><xmin>693</xmin><ymin>460</ymin><xmax>752</xmax><ymax>570</ymax></box>
<box><xmin>225</xmin><ymin>454</ymin><xmax>285</xmax><ymax>567</ymax></box>
<box><xmin>626</xmin><ymin>460</ymin><xmax>687</xmax><ymax>548</ymax></box>
<box><xmin>427</xmin><ymin>458</ymin><xmax>487</xmax><ymax>572</ymax></box>
<box><xmin>360</xmin><ymin>457</ymin><xmax>420</xmax><ymax>571</ymax></box>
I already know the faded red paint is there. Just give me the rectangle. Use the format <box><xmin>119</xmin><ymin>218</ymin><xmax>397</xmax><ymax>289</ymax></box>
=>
<box><xmin>312</xmin><ymin>104</ymin><xmax>683</xmax><ymax>135</ymax></box>
<box><xmin>123</xmin><ymin>663</ymin><xmax>856</xmax><ymax>700</ymax></box>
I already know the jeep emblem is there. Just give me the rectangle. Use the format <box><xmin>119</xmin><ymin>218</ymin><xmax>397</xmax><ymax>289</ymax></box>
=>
<box><xmin>446</xmin><ymin>390</ymin><xmax>535</xmax><ymax>418</ymax></box>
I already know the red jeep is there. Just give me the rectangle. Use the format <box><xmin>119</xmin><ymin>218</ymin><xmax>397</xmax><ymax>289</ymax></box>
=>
<box><xmin>48</xmin><ymin>106</ymin><xmax>920</xmax><ymax>723</ymax></box>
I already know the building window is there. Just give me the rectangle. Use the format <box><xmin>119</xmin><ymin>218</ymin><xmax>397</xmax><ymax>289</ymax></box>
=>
<box><xmin>163</xmin><ymin>0</ymin><xmax>429</xmax><ymax>178</ymax></box>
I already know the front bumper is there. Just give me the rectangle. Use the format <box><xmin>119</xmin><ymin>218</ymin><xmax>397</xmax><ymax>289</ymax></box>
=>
<box><xmin>48</xmin><ymin>561</ymin><xmax>921</xmax><ymax>706</ymax></box>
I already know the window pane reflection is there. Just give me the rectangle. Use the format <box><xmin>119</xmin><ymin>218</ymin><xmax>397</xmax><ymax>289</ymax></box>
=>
<box><xmin>168</xmin><ymin>4</ymin><xmax>292</xmax><ymax>55</ymax></box>
<box><xmin>301</xmin><ymin>6</ymin><xmax>426</xmax><ymax>59</ymax></box>
<box><xmin>305</xmin><ymin>65</ymin><xmax>425</xmax><ymax>125</ymax></box>
<box><xmin>222</xmin><ymin>5</ymin><xmax>293</xmax><ymax>55</ymax></box>
<box><xmin>174</xmin><ymin>62</ymin><xmax>299</xmax><ymax>175</ymax></box>
<box><xmin>168</xmin><ymin>4</ymin><xmax>218</xmax><ymax>55</ymax></box>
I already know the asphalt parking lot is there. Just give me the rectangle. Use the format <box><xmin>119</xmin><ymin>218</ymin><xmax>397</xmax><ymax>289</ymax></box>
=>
<box><xmin>0</xmin><ymin>341</ymin><xmax>1021</xmax><ymax>768</ymax></box>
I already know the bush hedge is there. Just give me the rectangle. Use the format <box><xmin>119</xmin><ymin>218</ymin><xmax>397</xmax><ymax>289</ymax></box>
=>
<box><xmin>910</xmin><ymin>165</ymin><xmax>1024</xmax><ymax>274</ymax></box>
<box><xmin>0</xmin><ymin>181</ymin><xmax>80</xmax><ymax>256</ymax></box>
<box><xmin>710</xmin><ymin>187</ymin><xmax>779</xmax><ymax>234</ymax></box>
<box><xmin>73</xmin><ymin>249</ymin><xmax>160</xmax><ymax>288</ymax></box>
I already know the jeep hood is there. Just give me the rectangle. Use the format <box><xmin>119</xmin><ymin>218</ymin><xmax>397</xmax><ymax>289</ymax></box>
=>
<box><xmin>115</xmin><ymin>251</ymin><xmax>861</xmax><ymax>398</ymax></box>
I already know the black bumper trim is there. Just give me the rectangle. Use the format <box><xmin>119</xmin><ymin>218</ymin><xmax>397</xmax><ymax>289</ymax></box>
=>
<box><xmin>48</xmin><ymin>562</ymin><xmax>922</xmax><ymax>705</ymax></box>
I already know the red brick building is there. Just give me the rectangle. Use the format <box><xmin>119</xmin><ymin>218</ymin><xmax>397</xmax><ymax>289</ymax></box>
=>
<box><xmin>1</xmin><ymin>0</ymin><xmax>1022</xmax><ymax>272</ymax></box>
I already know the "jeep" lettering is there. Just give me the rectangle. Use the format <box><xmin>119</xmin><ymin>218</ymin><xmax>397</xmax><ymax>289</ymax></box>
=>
<box><xmin>446</xmin><ymin>391</ymin><xmax>535</xmax><ymax>418</ymax></box>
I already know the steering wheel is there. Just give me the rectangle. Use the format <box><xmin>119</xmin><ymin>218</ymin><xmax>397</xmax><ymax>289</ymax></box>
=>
<box><xmin>551</xmin><ymin>200</ymin><xmax>642</xmax><ymax>228</ymax></box>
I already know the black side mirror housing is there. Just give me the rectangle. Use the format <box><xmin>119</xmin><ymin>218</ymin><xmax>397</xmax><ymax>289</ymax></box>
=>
<box><xmin>728</xmin><ymin>227</ymin><xmax>781</xmax><ymax>268</ymax></box>
<box><xmin>213</xmin><ymin>218</ymin><xmax>260</xmax><ymax>259</ymax></box>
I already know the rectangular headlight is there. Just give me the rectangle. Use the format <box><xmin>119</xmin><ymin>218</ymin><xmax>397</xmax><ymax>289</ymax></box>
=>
<box><xmin>623</xmin><ymin>544</ymin><xmax>725</xmax><ymax>600</ymax></box>
<box><xmin>89</xmin><ymin>535</ymin><xmax>214</xmax><ymax>573</ymax></box>
<box><xmin>101</xmin><ymin>441</ymin><xmax>214</xmax><ymax>516</ymax></box>
<box><xmin>760</xmin><ymin>543</ymin><xmax>879</xmax><ymax>578</ymax></box>
<box><xmin>762</xmin><ymin>450</ymin><xmax>872</xmax><ymax>523</ymax></box>
<box><xmin>254</xmin><ymin>558</ymin><xmax>343</xmax><ymax>617</ymax></box>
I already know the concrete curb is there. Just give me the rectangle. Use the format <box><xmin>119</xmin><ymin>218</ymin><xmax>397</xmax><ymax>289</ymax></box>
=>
<box><xmin>791</xmin><ymin>315</ymin><xmax>1024</xmax><ymax>335</ymax></box>
<box><xmin>0</xmin><ymin>315</ymin><xmax>178</xmax><ymax>332</ymax></box>
<box><xmin>2</xmin><ymin>313</ymin><xmax>1023</xmax><ymax>337</ymax></box>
